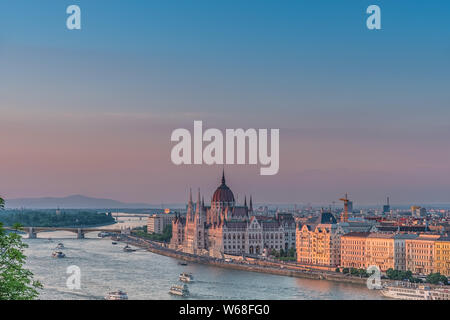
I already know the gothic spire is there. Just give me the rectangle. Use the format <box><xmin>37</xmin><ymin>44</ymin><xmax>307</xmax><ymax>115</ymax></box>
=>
<box><xmin>196</xmin><ymin>188</ymin><xmax>201</xmax><ymax>214</ymax></box>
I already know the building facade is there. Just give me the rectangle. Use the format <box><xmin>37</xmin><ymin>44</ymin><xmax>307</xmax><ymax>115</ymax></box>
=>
<box><xmin>366</xmin><ymin>233</ymin><xmax>395</xmax><ymax>272</ymax></box>
<box><xmin>296</xmin><ymin>211</ymin><xmax>342</xmax><ymax>267</ymax></box>
<box><xmin>296</xmin><ymin>212</ymin><xmax>377</xmax><ymax>269</ymax></box>
<box><xmin>340</xmin><ymin>232</ymin><xmax>370</xmax><ymax>269</ymax></box>
<box><xmin>405</xmin><ymin>234</ymin><xmax>441</xmax><ymax>275</ymax></box>
<box><xmin>169</xmin><ymin>172</ymin><xmax>295</xmax><ymax>258</ymax></box>
<box><xmin>147</xmin><ymin>213</ymin><xmax>175</xmax><ymax>234</ymax></box>
<box><xmin>393</xmin><ymin>234</ymin><xmax>418</xmax><ymax>271</ymax></box>
<box><xmin>434</xmin><ymin>236</ymin><xmax>450</xmax><ymax>276</ymax></box>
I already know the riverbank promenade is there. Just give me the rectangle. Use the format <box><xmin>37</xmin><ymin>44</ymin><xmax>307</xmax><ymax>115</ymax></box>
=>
<box><xmin>119</xmin><ymin>234</ymin><xmax>370</xmax><ymax>286</ymax></box>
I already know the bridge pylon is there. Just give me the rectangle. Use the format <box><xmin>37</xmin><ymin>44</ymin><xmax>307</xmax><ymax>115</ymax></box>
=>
<box><xmin>77</xmin><ymin>228</ymin><xmax>85</xmax><ymax>239</ymax></box>
<box><xmin>28</xmin><ymin>227</ymin><xmax>37</xmax><ymax>239</ymax></box>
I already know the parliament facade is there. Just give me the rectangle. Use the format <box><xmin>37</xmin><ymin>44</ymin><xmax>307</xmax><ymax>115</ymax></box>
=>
<box><xmin>169</xmin><ymin>172</ymin><xmax>296</xmax><ymax>258</ymax></box>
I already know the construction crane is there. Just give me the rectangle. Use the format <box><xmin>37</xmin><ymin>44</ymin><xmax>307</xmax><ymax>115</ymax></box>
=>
<box><xmin>339</xmin><ymin>193</ymin><xmax>350</xmax><ymax>222</ymax></box>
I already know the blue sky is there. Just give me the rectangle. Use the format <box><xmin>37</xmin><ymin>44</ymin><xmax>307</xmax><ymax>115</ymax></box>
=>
<box><xmin>0</xmin><ymin>1</ymin><xmax>449</xmax><ymax>205</ymax></box>
<box><xmin>2</xmin><ymin>0</ymin><xmax>449</xmax><ymax>118</ymax></box>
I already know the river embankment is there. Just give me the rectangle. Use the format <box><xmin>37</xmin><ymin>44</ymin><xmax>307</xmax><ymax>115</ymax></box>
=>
<box><xmin>119</xmin><ymin>235</ymin><xmax>370</xmax><ymax>286</ymax></box>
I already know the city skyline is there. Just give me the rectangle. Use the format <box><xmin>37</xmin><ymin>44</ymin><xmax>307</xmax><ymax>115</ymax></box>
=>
<box><xmin>1</xmin><ymin>1</ymin><xmax>450</xmax><ymax>204</ymax></box>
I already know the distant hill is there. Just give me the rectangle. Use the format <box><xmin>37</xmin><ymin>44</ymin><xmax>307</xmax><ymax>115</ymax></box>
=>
<box><xmin>5</xmin><ymin>195</ymin><xmax>157</xmax><ymax>209</ymax></box>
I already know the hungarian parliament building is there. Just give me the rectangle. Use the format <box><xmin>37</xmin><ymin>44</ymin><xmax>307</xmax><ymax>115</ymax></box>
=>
<box><xmin>169</xmin><ymin>172</ymin><xmax>296</xmax><ymax>258</ymax></box>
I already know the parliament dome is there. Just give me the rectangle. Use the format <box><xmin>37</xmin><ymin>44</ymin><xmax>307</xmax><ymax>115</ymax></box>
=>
<box><xmin>212</xmin><ymin>171</ymin><xmax>235</xmax><ymax>204</ymax></box>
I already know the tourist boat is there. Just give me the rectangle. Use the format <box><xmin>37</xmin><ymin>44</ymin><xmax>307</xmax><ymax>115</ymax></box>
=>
<box><xmin>169</xmin><ymin>284</ymin><xmax>190</xmax><ymax>297</ymax></box>
<box><xmin>179</xmin><ymin>272</ymin><xmax>194</xmax><ymax>283</ymax></box>
<box><xmin>429</xmin><ymin>287</ymin><xmax>450</xmax><ymax>300</ymax></box>
<box><xmin>56</xmin><ymin>243</ymin><xmax>64</xmax><ymax>249</ymax></box>
<box><xmin>98</xmin><ymin>232</ymin><xmax>112</xmax><ymax>238</ymax></box>
<box><xmin>52</xmin><ymin>251</ymin><xmax>66</xmax><ymax>258</ymax></box>
<box><xmin>123</xmin><ymin>245</ymin><xmax>136</xmax><ymax>252</ymax></box>
<box><xmin>178</xmin><ymin>261</ymin><xmax>188</xmax><ymax>266</ymax></box>
<box><xmin>105</xmin><ymin>290</ymin><xmax>128</xmax><ymax>300</ymax></box>
<box><xmin>381</xmin><ymin>282</ymin><xmax>450</xmax><ymax>300</ymax></box>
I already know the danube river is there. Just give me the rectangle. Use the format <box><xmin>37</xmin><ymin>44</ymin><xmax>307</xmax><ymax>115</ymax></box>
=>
<box><xmin>22</xmin><ymin>231</ymin><xmax>385</xmax><ymax>300</ymax></box>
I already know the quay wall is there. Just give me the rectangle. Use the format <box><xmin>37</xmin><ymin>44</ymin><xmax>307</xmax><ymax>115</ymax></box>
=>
<box><xmin>121</xmin><ymin>235</ymin><xmax>368</xmax><ymax>286</ymax></box>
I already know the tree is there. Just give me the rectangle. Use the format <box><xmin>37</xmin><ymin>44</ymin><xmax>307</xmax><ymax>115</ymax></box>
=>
<box><xmin>0</xmin><ymin>223</ymin><xmax>42</xmax><ymax>300</ymax></box>
<box><xmin>0</xmin><ymin>196</ymin><xmax>4</xmax><ymax>209</ymax></box>
<box><xmin>288</xmin><ymin>247</ymin><xmax>296</xmax><ymax>258</ymax></box>
<box><xmin>427</xmin><ymin>273</ymin><xmax>448</xmax><ymax>285</ymax></box>
<box><xmin>386</xmin><ymin>268</ymin><xmax>395</xmax><ymax>279</ymax></box>
<box><xmin>358</xmin><ymin>268</ymin><xmax>369</xmax><ymax>278</ymax></box>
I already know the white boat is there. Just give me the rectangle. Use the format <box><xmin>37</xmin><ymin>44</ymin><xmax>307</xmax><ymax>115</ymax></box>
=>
<box><xmin>381</xmin><ymin>282</ymin><xmax>450</xmax><ymax>300</ymax></box>
<box><xmin>123</xmin><ymin>245</ymin><xmax>136</xmax><ymax>252</ymax></box>
<box><xmin>169</xmin><ymin>284</ymin><xmax>190</xmax><ymax>297</ymax></box>
<box><xmin>98</xmin><ymin>232</ymin><xmax>112</xmax><ymax>238</ymax></box>
<box><xmin>52</xmin><ymin>251</ymin><xmax>66</xmax><ymax>258</ymax></box>
<box><xmin>105</xmin><ymin>290</ymin><xmax>128</xmax><ymax>300</ymax></box>
<box><xmin>429</xmin><ymin>287</ymin><xmax>450</xmax><ymax>300</ymax></box>
<box><xmin>179</xmin><ymin>272</ymin><xmax>194</xmax><ymax>283</ymax></box>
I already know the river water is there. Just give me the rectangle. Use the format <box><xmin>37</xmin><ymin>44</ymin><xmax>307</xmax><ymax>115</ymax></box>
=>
<box><xmin>22</xmin><ymin>231</ymin><xmax>385</xmax><ymax>300</ymax></box>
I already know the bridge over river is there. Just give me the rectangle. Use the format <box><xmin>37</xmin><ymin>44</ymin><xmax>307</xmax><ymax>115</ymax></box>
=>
<box><xmin>4</xmin><ymin>226</ymin><xmax>122</xmax><ymax>239</ymax></box>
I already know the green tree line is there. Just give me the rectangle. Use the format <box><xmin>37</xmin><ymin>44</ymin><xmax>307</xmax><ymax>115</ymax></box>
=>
<box><xmin>132</xmin><ymin>225</ymin><xmax>172</xmax><ymax>242</ymax></box>
<box><xmin>0</xmin><ymin>209</ymin><xmax>115</xmax><ymax>227</ymax></box>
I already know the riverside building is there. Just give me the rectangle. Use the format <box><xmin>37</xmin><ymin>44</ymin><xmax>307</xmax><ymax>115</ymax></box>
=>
<box><xmin>340</xmin><ymin>233</ymin><xmax>419</xmax><ymax>272</ymax></box>
<box><xmin>340</xmin><ymin>232</ymin><xmax>370</xmax><ymax>269</ymax></box>
<box><xmin>406</xmin><ymin>234</ymin><xmax>441</xmax><ymax>275</ymax></box>
<box><xmin>434</xmin><ymin>237</ymin><xmax>450</xmax><ymax>276</ymax></box>
<box><xmin>147</xmin><ymin>213</ymin><xmax>176</xmax><ymax>234</ymax></box>
<box><xmin>295</xmin><ymin>212</ymin><xmax>375</xmax><ymax>269</ymax></box>
<box><xmin>169</xmin><ymin>171</ymin><xmax>295</xmax><ymax>258</ymax></box>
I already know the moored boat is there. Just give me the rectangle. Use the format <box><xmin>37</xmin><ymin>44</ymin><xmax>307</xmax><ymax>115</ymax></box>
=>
<box><xmin>105</xmin><ymin>290</ymin><xmax>128</xmax><ymax>300</ymax></box>
<box><xmin>123</xmin><ymin>245</ymin><xmax>136</xmax><ymax>252</ymax></box>
<box><xmin>381</xmin><ymin>282</ymin><xmax>450</xmax><ymax>300</ymax></box>
<box><xmin>179</xmin><ymin>272</ymin><xmax>194</xmax><ymax>283</ymax></box>
<box><xmin>52</xmin><ymin>251</ymin><xmax>66</xmax><ymax>258</ymax></box>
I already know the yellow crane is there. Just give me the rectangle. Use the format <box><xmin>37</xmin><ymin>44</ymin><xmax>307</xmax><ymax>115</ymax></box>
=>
<box><xmin>339</xmin><ymin>193</ymin><xmax>350</xmax><ymax>222</ymax></box>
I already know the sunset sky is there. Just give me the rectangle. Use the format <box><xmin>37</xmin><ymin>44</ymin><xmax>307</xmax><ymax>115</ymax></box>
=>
<box><xmin>1</xmin><ymin>1</ymin><xmax>450</xmax><ymax>205</ymax></box>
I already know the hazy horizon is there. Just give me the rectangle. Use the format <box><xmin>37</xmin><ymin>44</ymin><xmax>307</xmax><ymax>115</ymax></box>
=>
<box><xmin>5</xmin><ymin>191</ymin><xmax>450</xmax><ymax>209</ymax></box>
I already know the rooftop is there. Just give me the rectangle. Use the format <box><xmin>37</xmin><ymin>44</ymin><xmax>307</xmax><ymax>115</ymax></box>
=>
<box><xmin>342</xmin><ymin>232</ymin><xmax>371</xmax><ymax>238</ymax></box>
